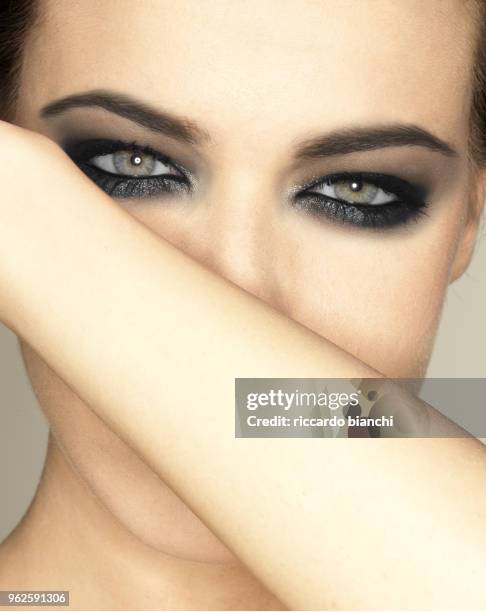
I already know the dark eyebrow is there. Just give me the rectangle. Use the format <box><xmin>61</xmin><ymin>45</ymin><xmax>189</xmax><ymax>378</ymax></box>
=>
<box><xmin>294</xmin><ymin>124</ymin><xmax>458</xmax><ymax>159</ymax></box>
<box><xmin>41</xmin><ymin>90</ymin><xmax>458</xmax><ymax>160</ymax></box>
<box><xmin>40</xmin><ymin>89</ymin><xmax>209</xmax><ymax>145</ymax></box>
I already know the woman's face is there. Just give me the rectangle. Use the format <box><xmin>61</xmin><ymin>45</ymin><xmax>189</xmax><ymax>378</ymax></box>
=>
<box><xmin>13</xmin><ymin>0</ymin><xmax>484</xmax><ymax>560</ymax></box>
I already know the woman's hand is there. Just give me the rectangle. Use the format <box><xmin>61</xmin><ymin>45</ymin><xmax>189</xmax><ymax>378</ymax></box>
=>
<box><xmin>1</xmin><ymin>119</ymin><xmax>486</xmax><ymax>610</ymax></box>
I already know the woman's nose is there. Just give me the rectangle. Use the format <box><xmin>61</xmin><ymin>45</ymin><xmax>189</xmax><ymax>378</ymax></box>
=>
<box><xmin>129</xmin><ymin>157</ymin><xmax>288</xmax><ymax>308</ymax></box>
<box><xmin>189</xmin><ymin>173</ymin><xmax>280</xmax><ymax>303</ymax></box>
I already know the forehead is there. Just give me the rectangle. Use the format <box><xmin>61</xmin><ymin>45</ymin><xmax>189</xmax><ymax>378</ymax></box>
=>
<box><xmin>22</xmin><ymin>0</ymin><xmax>476</xmax><ymax>144</ymax></box>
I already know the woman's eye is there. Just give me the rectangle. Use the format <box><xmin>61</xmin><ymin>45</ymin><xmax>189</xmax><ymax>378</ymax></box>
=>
<box><xmin>309</xmin><ymin>177</ymin><xmax>397</xmax><ymax>206</ymax></box>
<box><xmin>90</xmin><ymin>150</ymin><xmax>182</xmax><ymax>178</ymax></box>
<box><xmin>295</xmin><ymin>172</ymin><xmax>428</xmax><ymax>230</ymax></box>
<box><xmin>64</xmin><ymin>139</ymin><xmax>191</xmax><ymax>199</ymax></box>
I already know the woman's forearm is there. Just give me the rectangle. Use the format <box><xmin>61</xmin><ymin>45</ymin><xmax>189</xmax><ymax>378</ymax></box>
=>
<box><xmin>2</xmin><ymin>124</ymin><xmax>486</xmax><ymax>609</ymax></box>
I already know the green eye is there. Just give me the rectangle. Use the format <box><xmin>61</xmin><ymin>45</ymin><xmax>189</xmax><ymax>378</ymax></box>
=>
<box><xmin>334</xmin><ymin>179</ymin><xmax>378</xmax><ymax>204</ymax></box>
<box><xmin>91</xmin><ymin>149</ymin><xmax>182</xmax><ymax>178</ymax></box>
<box><xmin>65</xmin><ymin>139</ymin><xmax>191</xmax><ymax>199</ymax></box>
<box><xmin>312</xmin><ymin>177</ymin><xmax>396</xmax><ymax>206</ymax></box>
<box><xmin>295</xmin><ymin>171</ymin><xmax>429</xmax><ymax>229</ymax></box>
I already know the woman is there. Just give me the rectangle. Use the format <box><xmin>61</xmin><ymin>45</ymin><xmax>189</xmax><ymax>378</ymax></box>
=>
<box><xmin>0</xmin><ymin>0</ymin><xmax>485</xmax><ymax>609</ymax></box>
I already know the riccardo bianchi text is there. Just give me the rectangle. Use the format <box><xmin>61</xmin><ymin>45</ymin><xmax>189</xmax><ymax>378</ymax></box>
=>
<box><xmin>236</xmin><ymin>378</ymin><xmax>407</xmax><ymax>438</ymax></box>
<box><xmin>235</xmin><ymin>377</ymin><xmax>486</xmax><ymax>439</ymax></box>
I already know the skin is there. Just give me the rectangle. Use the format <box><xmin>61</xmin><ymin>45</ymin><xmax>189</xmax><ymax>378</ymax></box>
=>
<box><xmin>0</xmin><ymin>124</ymin><xmax>484</xmax><ymax>612</ymax></box>
<box><xmin>0</xmin><ymin>0</ymin><xmax>485</xmax><ymax>609</ymax></box>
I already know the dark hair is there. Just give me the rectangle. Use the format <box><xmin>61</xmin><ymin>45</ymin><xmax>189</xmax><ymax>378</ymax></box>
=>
<box><xmin>0</xmin><ymin>0</ymin><xmax>38</xmax><ymax>121</ymax></box>
<box><xmin>1</xmin><ymin>0</ymin><xmax>486</xmax><ymax>165</ymax></box>
<box><xmin>471</xmin><ymin>1</ymin><xmax>486</xmax><ymax>165</ymax></box>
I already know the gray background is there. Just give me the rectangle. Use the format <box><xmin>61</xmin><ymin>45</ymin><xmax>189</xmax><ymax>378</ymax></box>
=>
<box><xmin>0</xmin><ymin>227</ymin><xmax>485</xmax><ymax>542</ymax></box>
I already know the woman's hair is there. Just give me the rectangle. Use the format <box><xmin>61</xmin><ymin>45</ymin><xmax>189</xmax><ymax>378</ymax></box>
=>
<box><xmin>470</xmin><ymin>1</ymin><xmax>486</xmax><ymax>165</ymax></box>
<box><xmin>0</xmin><ymin>0</ymin><xmax>38</xmax><ymax>121</ymax></box>
<box><xmin>1</xmin><ymin>0</ymin><xmax>486</xmax><ymax>165</ymax></box>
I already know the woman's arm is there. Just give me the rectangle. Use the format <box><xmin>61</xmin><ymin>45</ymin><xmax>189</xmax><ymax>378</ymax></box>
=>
<box><xmin>1</xmin><ymin>122</ymin><xmax>486</xmax><ymax>610</ymax></box>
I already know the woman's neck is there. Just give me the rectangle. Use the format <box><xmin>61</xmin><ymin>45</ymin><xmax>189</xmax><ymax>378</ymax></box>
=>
<box><xmin>0</xmin><ymin>436</ymin><xmax>283</xmax><ymax>610</ymax></box>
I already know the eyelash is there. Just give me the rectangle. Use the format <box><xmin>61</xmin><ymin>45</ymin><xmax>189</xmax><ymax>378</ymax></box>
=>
<box><xmin>65</xmin><ymin>139</ymin><xmax>429</xmax><ymax>229</ymax></box>
<box><xmin>294</xmin><ymin>172</ymin><xmax>428</xmax><ymax>229</ymax></box>
<box><xmin>64</xmin><ymin>139</ymin><xmax>191</xmax><ymax>199</ymax></box>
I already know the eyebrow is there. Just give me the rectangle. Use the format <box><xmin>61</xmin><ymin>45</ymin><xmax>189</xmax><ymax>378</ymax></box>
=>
<box><xmin>40</xmin><ymin>90</ymin><xmax>209</xmax><ymax>145</ymax></box>
<box><xmin>41</xmin><ymin>89</ymin><xmax>458</xmax><ymax>159</ymax></box>
<box><xmin>294</xmin><ymin>124</ymin><xmax>458</xmax><ymax>159</ymax></box>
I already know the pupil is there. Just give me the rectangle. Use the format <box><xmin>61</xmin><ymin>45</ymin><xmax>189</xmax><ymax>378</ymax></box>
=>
<box><xmin>131</xmin><ymin>153</ymin><xmax>143</xmax><ymax>166</ymax></box>
<box><xmin>350</xmin><ymin>179</ymin><xmax>362</xmax><ymax>192</ymax></box>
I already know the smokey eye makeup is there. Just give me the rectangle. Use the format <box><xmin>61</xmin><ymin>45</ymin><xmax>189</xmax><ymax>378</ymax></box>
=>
<box><xmin>64</xmin><ymin>138</ymin><xmax>430</xmax><ymax>230</ymax></box>
<box><xmin>292</xmin><ymin>172</ymin><xmax>429</xmax><ymax>229</ymax></box>
<box><xmin>63</xmin><ymin>139</ymin><xmax>192</xmax><ymax>199</ymax></box>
